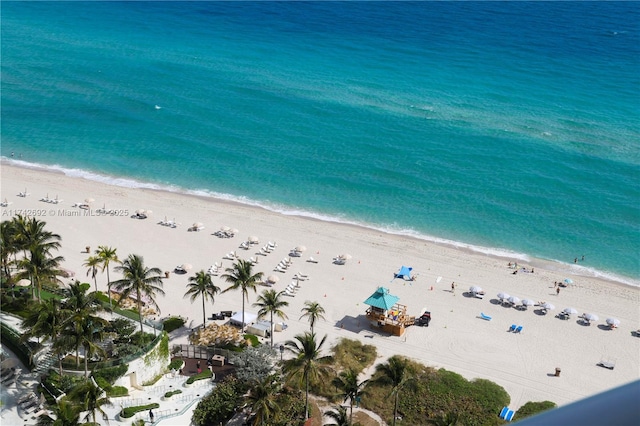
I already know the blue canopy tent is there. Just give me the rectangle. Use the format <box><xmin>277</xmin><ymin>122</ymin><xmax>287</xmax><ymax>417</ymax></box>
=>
<box><xmin>394</xmin><ymin>266</ymin><xmax>413</xmax><ymax>281</ymax></box>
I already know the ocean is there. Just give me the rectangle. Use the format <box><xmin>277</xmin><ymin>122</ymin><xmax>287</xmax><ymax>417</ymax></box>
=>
<box><xmin>1</xmin><ymin>1</ymin><xmax>639</xmax><ymax>284</ymax></box>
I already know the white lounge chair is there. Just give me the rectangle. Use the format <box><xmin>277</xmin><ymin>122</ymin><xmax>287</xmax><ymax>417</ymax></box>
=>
<box><xmin>306</xmin><ymin>256</ymin><xmax>318</xmax><ymax>263</ymax></box>
<box><xmin>239</xmin><ymin>241</ymin><xmax>250</xmax><ymax>250</ymax></box>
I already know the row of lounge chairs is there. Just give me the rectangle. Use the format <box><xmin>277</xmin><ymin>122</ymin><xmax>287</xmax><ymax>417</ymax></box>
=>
<box><xmin>274</xmin><ymin>257</ymin><xmax>293</xmax><ymax>273</ymax></box>
<box><xmin>214</xmin><ymin>229</ymin><xmax>235</xmax><ymax>238</ymax></box>
<box><xmin>39</xmin><ymin>195</ymin><xmax>63</xmax><ymax>204</ymax></box>
<box><xmin>257</xmin><ymin>241</ymin><xmax>278</xmax><ymax>256</ymax></box>
<box><xmin>499</xmin><ymin>406</ymin><xmax>515</xmax><ymax>422</ymax></box>
<box><xmin>158</xmin><ymin>218</ymin><xmax>179</xmax><ymax>228</ymax></box>
<box><xmin>283</xmin><ymin>280</ymin><xmax>301</xmax><ymax>297</ymax></box>
<box><xmin>508</xmin><ymin>324</ymin><xmax>524</xmax><ymax>333</ymax></box>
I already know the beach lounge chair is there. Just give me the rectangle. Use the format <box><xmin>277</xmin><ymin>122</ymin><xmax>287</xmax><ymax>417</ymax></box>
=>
<box><xmin>307</xmin><ymin>256</ymin><xmax>318</xmax><ymax>263</ymax></box>
<box><xmin>239</xmin><ymin>241</ymin><xmax>250</xmax><ymax>250</ymax></box>
<box><xmin>508</xmin><ymin>324</ymin><xmax>516</xmax><ymax>332</ymax></box>
<box><xmin>499</xmin><ymin>407</ymin><xmax>509</xmax><ymax>419</ymax></box>
<box><xmin>515</xmin><ymin>325</ymin><xmax>523</xmax><ymax>333</ymax></box>
<box><xmin>480</xmin><ymin>312</ymin><xmax>492</xmax><ymax>321</ymax></box>
<box><xmin>505</xmin><ymin>410</ymin><xmax>515</xmax><ymax>422</ymax></box>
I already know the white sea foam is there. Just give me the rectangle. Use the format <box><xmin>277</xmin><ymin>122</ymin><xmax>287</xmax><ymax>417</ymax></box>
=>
<box><xmin>3</xmin><ymin>157</ymin><xmax>637</xmax><ymax>288</ymax></box>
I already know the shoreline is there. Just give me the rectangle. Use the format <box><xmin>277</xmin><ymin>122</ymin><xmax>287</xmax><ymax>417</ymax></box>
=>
<box><xmin>3</xmin><ymin>158</ymin><xmax>637</xmax><ymax>288</ymax></box>
<box><xmin>2</xmin><ymin>161</ymin><xmax>639</xmax><ymax>410</ymax></box>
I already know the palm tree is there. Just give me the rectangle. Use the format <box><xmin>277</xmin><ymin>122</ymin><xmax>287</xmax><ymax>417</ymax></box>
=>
<box><xmin>71</xmin><ymin>378</ymin><xmax>112</xmax><ymax>424</ymax></box>
<box><xmin>16</xmin><ymin>245</ymin><xmax>64</xmax><ymax>301</ymax></box>
<box><xmin>221</xmin><ymin>259</ymin><xmax>263</xmax><ymax>332</ymax></box>
<box><xmin>63</xmin><ymin>281</ymin><xmax>100</xmax><ymax>315</ymax></box>
<box><xmin>324</xmin><ymin>405</ymin><xmax>350</xmax><ymax>426</ymax></box>
<box><xmin>282</xmin><ymin>332</ymin><xmax>333</xmax><ymax>419</ymax></box>
<box><xmin>111</xmin><ymin>254</ymin><xmax>165</xmax><ymax>334</ymax></box>
<box><xmin>14</xmin><ymin>214</ymin><xmax>62</xmax><ymax>256</ymax></box>
<box><xmin>184</xmin><ymin>270</ymin><xmax>221</xmax><ymax>329</ymax></box>
<box><xmin>246</xmin><ymin>374</ymin><xmax>281</xmax><ymax>425</ymax></box>
<box><xmin>83</xmin><ymin>255</ymin><xmax>101</xmax><ymax>292</ymax></box>
<box><xmin>0</xmin><ymin>219</ymin><xmax>19</xmax><ymax>280</ymax></box>
<box><xmin>36</xmin><ymin>399</ymin><xmax>80</xmax><ymax>426</ymax></box>
<box><xmin>60</xmin><ymin>311</ymin><xmax>107</xmax><ymax>376</ymax></box>
<box><xmin>374</xmin><ymin>356</ymin><xmax>414</xmax><ymax>426</ymax></box>
<box><xmin>95</xmin><ymin>245</ymin><xmax>120</xmax><ymax>307</ymax></box>
<box><xmin>426</xmin><ymin>411</ymin><xmax>461</xmax><ymax>426</ymax></box>
<box><xmin>300</xmin><ymin>300</ymin><xmax>326</xmax><ymax>334</ymax></box>
<box><xmin>253</xmin><ymin>289</ymin><xmax>289</xmax><ymax>348</ymax></box>
<box><xmin>332</xmin><ymin>368</ymin><xmax>368</xmax><ymax>425</ymax></box>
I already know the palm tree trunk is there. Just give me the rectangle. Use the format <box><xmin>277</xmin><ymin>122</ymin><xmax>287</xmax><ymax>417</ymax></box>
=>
<box><xmin>305</xmin><ymin>372</ymin><xmax>310</xmax><ymax>419</ymax></box>
<box><xmin>85</xmin><ymin>350</ymin><xmax>89</xmax><ymax>378</ymax></box>
<box><xmin>241</xmin><ymin>293</ymin><xmax>246</xmax><ymax>333</ymax></box>
<box><xmin>106</xmin><ymin>268</ymin><xmax>112</xmax><ymax>308</ymax></box>
<box><xmin>137</xmin><ymin>289</ymin><xmax>144</xmax><ymax>334</ymax></box>
<box><xmin>270</xmin><ymin>312</ymin><xmax>274</xmax><ymax>348</ymax></box>
<box><xmin>393</xmin><ymin>392</ymin><xmax>399</xmax><ymax>426</ymax></box>
<box><xmin>350</xmin><ymin>400</ymin><xmax>354</xmax><ymax>425</ymax></box>
<box><xmin>202</xmin><ymin>297</ymin><xmax>206</xmax><ymax>329</ymax></box>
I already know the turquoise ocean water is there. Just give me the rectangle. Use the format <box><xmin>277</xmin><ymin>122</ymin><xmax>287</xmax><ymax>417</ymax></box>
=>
<box><xmin>1</xmin><ymin>2</ymin><xmax>639</xmax><ymax>284</ymax></box>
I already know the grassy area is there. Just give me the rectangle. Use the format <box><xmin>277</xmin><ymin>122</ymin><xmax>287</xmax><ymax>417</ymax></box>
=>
<box><xmin>186</xmin><ymin>369</ymin><xmax>213</xmax><ymax>384</ymax></box>
<box><xmin>120</xmin><ymin>403</ymin><xmax>159</xmax><ymax>418</ymax></box>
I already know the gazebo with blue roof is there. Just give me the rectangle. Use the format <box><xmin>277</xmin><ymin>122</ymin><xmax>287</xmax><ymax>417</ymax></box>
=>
<box><xmin>364</xmin><ymin>287</ymin><xmax>415</xmax><ymax>336</ymax></box>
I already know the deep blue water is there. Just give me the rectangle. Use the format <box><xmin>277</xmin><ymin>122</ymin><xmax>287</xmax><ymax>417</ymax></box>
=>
<box><xmin>1</xmin><ymin>1</ymin><xmax>639</xmax><ymax>283</ymax></box>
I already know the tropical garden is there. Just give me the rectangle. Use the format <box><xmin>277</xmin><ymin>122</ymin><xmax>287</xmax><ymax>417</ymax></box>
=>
<box><xmin>1</xmin><ymin>215</ymin><xmax>557</xmax><ymax>425</ymax></box>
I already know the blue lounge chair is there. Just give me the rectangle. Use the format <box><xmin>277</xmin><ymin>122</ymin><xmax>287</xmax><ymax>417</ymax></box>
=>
<box><xmin>480</xmin><ymin>312</ymin><xmax>492</xmax><ymax>321</ymax></box>
<box><xmin>515</xmin><ymin>325</ymin><xmax>523</xmax><ymax>333</ymax></box>
<box><xmin>499</xmin><ymin>406</ymin><xmax>509</xmax><ymax>418</ymax></box>
<box><xmin>505</xmin><ymin>409</ymin><xmax>515</xmax><ymax>421</ymax></box>
<box><xmin>509</xmin><ymin>324</ymin><xmax>516</xmax><ymax>332</ymax></box>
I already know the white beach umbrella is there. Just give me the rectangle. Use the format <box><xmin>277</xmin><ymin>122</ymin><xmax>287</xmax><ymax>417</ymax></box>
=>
<box><xmin>497</xmin><ymin>292</ymin><xmax>510</xmax><ymax>301</ymax></box>
<box><xmin>563</xmin><ymin>307</ymin><xmax>578</xmax><ymax>315</ymax></box>
<box><xmin>541</xmin><ymin>302</ymin><xmax>555</xmax><ymax>311</ymax></box>
<box><xmin>193</xmin><ymin>222</ymin><xmax>203</xmax><ymax>228</ymax></box>
<box><xmin>248</xmin><ymin>236</ymin><xmax>259</xmax><ymax>243</ymax></box>
<box><xmin>521</xmin><ymin>299</ymin><xmax>535</xmax><ymax>307</ymax></box>
<box><xmin>606</xmin><ymin>318</ymin><xmax>620</xmax><ymax>326</ymax></box>
<box><xmin>16</xmin><ymin>279</ymin><xmax>31</xmax><ymax>287</ymax></box>
<box><xmin>295</xmin><ymin>245</ymin><xmax>307</xmax><ymax>253</ymax></box>
<box><xmin>136</xmin><ymin>209</ymin><xmax>146</xmax><ymax>215</ymax></box>
<box><xmin>181</xmin><ymin>263</ymin><xmax>192</xmax><ymax>271</ymax></box>
<box><xmin>267</xmin><ymin>275</ymin><xmax>279</xmax><ymax>284</ymax></box>
<box><xmin>507</xmin><ymin>296</ymin><xmax>521</xmax><ymax>305</ymax></box>
<box><xmin>85</xmin><ymin>198</ymin><xmax>95</xmax><ymax>203</ymax></box>
<box><xmin>221</xmin><ymin>226</ymin><xmax>231</xmax><ymax>232</ymax></box>
<box><xmin>469</xmin><ymin>286</ymin><xmax>483</xmax><ymax>294</ymax></box>
<box><xmin>584</xmin><ymin>313</ymin><xmax>599</xmax><ymax>322</ymax></box>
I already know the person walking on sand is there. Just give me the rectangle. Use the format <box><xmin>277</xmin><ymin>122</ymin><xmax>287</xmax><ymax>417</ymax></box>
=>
<box><xmin>451</xmin><ymin>282</ymin><xmax>455</xmax><ymax>294</ymax></box>
<box><xmin>556</xmin><ymin>287</ymin><xmax>560</xmax><ymax>296</ymax></box>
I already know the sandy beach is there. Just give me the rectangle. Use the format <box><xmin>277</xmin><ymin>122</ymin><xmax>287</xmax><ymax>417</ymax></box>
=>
<box><xmin>1</xmin><ymin>163</ymin><xmax>638</xmax><ymax>410</ymax></box>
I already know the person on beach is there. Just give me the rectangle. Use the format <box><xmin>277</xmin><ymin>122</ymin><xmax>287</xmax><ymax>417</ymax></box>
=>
<box><xmin>149</xmin><ymin>409</ymin><xmax>154</xmax><ymax>422</ymax></box>
<box><xmin>556</xmin><ymin>287</ymin><xmax>560</xmax><ymax>296</ymax></box>
<box><xmin>451</xmin><ymin>282</ymin><xmax>455</xmax><ymax>293</ymax></box>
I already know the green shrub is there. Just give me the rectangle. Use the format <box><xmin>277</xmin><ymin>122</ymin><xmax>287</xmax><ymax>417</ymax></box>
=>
<box><xmin>108</xmin><ymin>386</ymin><xmax>128</xmax><ymax>397</ymax></box>
<box><xmin>186</xmin><ymin>369</ymin><xmax>213</xmax><ymax>384</ymax></box>
<box><xmin>92</xmin><ymin>364</ymin><xmax>128</xmax><ymax>384</ymax></box>
<box><xmin>168</xmin><ymin>359</ymin><xmax>184</xmax><ymax>371</ymax></box>
<box><xmin>191</xmin><ymin>376</ymin><xmax>243</xmax><ymax>426</ymax></box>
<box><xmin>163</xmin><ymin>316</ymin><xmax>185</xmax><ymax>333</ymax></box>
<box><xmin>164</xmin><ymin>389</ymin><xmax>183</xmax><ymax>398</ymax></box>
<box><xmin>516</xmin><ymin>401</ymin><xmax>557</xmax><ymax>419</ymax></box>
<box><xmin>94</xmin><ymin>376</ymin><xmax>111</xmax><ymax>391</ymax></box>
<box><xmin>243</xmin><ymin>334</ymin><xmax>260</xmax><ymax>347</ymax></box>
<box><xmin>120</xmin><ymin>403</ymin><xmax>159</xmax><ymax>418</ymax></box>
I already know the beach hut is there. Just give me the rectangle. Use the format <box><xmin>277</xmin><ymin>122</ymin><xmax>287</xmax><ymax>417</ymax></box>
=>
<box><xmin>363</xmin><ymin>287</ymin><xmax>415</xmax><ymax>336</ymax></box>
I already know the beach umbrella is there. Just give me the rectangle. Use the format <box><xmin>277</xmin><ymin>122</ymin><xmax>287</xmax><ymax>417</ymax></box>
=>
<box><xmin>137</xmin><ymin>209</ymin><xmax>147</xmax><ymax>215</ymax></box>
<box><xmin>267</xmin><ymin>275</ymin><xmax>279</xmax><ymax>284</ymax></box>
<box><xmin>563</xmin><ymin>307</ymin><xmax>578</xmax><ymax>315</ymax></box>
<box><xmin>221</xmin><ymin>226</ymin><xmax>230</xmax><ymax>232</ymax></box>
<box><xmin>521</xmin><ymin>299</ymin><xmax>535</xmax><ymax>307</ymax></box>
<box><xmin>16</xmin><ymin>279</ymin><xmax>31</xmax><ymax>287</ymax></box>
<box><xmin>497</xmin><ymin>292</ymin><xmax>510</xmax><ymax>301</ymax></box>
<box><xmin>564</xmin><ymin>278</ymin><xmax>573</xmax><ymax>284</ymax></box>
<box><xmin>84</xmin><ymin>198</ymin><xmax>95</xmax><ymax>203</ymax></box>
<box><xmin>541</xmin><ymin>302</ymin><xmax>555</xmax><ymax>311</ymax></box>
<box><xmin>193</xmin><ymin>222</ymin><xmax>203</xmax><ymax>228</ymax></box>
<box><xmin>584</xmin><ymin>313</ymin><xmax>598</xmax><ymax>322</ymax></box>
<box><xmin>145</xmin><ymin>210</ymin><xmax>153</xmax><ymax>216</ymax></box>
<box><xmin>508</xmin><ymin>296</ymin><xmax>521</xmax><ymax>305</ymax></box>
<box><xmin>181</xmin><ymin>263</ymin><xmax>192</xmax><ymax>271</ymax></box>
<box><xmin>340</xmin><ymin>254</ymin><xmax>352</xmax><ymax>260</ymax></box>
<box><xmin>606</xmin><ymin>318</ymin><xmax>620</xmax><ymax>326</ymax></box>
<box><xmin>469</xmin><ymin>286</ymin><xmax>482</xmax><ymax>294</ymax></box>
<box><xmin>295</xmin><ymin>245</ymin><xmax>307</xmax><ymax>253</ymax></box>
<box><xmin>248</xmin><ymin>236</ymin><xmax>259</xmax><ymax>243</ymax></box>
<box><xmin>436</xmin><ymin>276</ymin><xmax>442</xmax><ymax>283</ymax></box>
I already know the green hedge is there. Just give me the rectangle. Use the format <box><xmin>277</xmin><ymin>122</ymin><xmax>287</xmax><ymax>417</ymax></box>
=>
<box><xmin>164</xmin><ymin>389</ymin><xmax>183</xmax><ymax>398</ymax></box>
<box><xmin>163</xmin><ymin>316</ymin><xmax>185</xmax><ymax>333</ymax></box>
<box><xmin>186</xmin><ymin>369</ymin><xmax>213</xmax><ymax>384</ymax></box>
<box><xmin>120</xmin><ymin>403</ymin><xmax>159</xmax><ymax>418</ymax></box>
<box><xmin>168</xmin><ymin>359</ymin><xmax>184</xmax><ymax>371</ymax></box>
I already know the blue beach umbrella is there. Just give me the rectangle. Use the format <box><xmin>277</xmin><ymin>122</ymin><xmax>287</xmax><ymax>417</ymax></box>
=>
<box><xmin>564</xmin><ymin>278</ymin><xmax>574</xmax><ymax>284</ymax></box>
